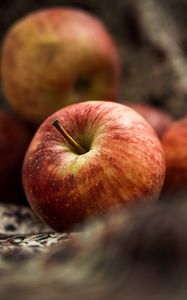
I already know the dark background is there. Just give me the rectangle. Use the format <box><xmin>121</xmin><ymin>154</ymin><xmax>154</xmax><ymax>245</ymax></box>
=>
<box><xmin>0</xmin><ymin>0</ymin><xmax>187</xmax><ymax>118</ymax></box>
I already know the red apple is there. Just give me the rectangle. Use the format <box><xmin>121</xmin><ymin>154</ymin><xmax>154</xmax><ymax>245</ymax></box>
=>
<box><xmin>0</xmin><ymin>111</ymin><xmax>31</xmax><ymax>203</ymax></box>
<box><xmin>128</xmin><ymin>103</ymin><xmax>173</xmax><ymax>138</ymax></box>
<box><xmin>161</xmin><ymin>117</ymin><xmax>187</xmax><ymax>196</ymax></box>
<box><xmin>22</xmin><ymin>101</ymin><xmax>165</xmax><ymax>231</ymax></box>
<box><xmin>1</xmin><ymin>8</ymin><xmax>121</xmax><ymax>125</ymax></box>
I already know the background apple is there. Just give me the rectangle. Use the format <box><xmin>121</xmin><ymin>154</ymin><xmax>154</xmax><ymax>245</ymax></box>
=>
<box><xmin>0</xmin><ymin>111</ymin><xmax>31</xmax><ymax>203</ymax></box>
<box><xmin>161</xmin><ymin>117</ymin><xmax>187</xmax><ymax>199</ymax></box>
<box><xmin>128</xmin><ymin>103</ymin><xmax>173</xmax><ymax>138</ymax></box>
<box><xmin>22</xmin><ymin>101</ymin><xmax>165</xmax><ymax>231</ymax></box>
<box><xmin>1</xmin><ymin>8</ymin><xmax>121</xmax><ymax>125</ymax></box>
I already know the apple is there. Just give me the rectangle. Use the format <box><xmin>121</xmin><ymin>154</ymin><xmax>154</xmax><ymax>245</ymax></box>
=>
<box><xmin>1</xmin><ymin>8</ymin><xmax>121</xmax><ymax>125</ymax></box>
<box><xmin>161</xmin><ymin>117</ymin><xmax>187</xmax><ymax>198</ymax></box>
<box><xmin>0</xmin><ymin>111</ymin><xmax>31</xmax><ymax>203</ymax></box>
<box><xmin>22</xmin><ymin>101</ymin><xmax>165</xmax><ymax>231</ymax></box>
<box><xmin>128</xmin><ymin>103</ymin><xmax>173</xmax><ymax>138</ymax></box>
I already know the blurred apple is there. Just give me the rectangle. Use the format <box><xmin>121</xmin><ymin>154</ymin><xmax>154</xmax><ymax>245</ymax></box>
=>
<box><xmin>22</xmin><ymin>101</ymin><xmax>165</xmax><ymax>231</ymax></box>
<box><xmin>0</xmin><ymin>111</ymin><xmax>31</xmax><ymax>203</ymax></box>
<box><xmin>161</xmin><ymin>117</ymin><xmax>187</xmax><ymax>198</ymax></box>
<box><xmin>129</xmin><ymin>103</ymin><xmax>173</xmax><ymax>138</ymax></box>
<box><xmin>1</xmin><ymin>8</ymin><xmax>121</xmax><ymax>125</ymax></box>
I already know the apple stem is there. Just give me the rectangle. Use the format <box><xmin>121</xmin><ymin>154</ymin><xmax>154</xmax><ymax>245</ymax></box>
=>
<box><xmin>52</xmin><ymin>119</ymin><xmax>87</xmax><ymax>155</ymax></box>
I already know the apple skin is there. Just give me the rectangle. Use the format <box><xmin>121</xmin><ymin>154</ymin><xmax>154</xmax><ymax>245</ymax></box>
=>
<box><xmin>0</xmin><ymin>111</ymin><xmax>32</xmax><ymax>203</ymax></box>
<box><xmin>161</xmin><ymin>117</ymin><xmax>187</xmax><ymax>197</ymax></box>
<box><xmin>22</xmin><ymin>101</ymin><xmax>165</xmax><ymax>231</ymax></box>
<box><xmin>128</xmin><ymin>103</ymin><xmax>173</xmax><ymax>138</ymax></box>
<box><xmin>1</xmin><ymin>8</ymin><xmax>121</xmax><ymax>125</ymax></box>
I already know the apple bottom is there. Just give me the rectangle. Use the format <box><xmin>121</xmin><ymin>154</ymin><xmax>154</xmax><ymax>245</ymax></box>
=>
<box><xmin>23</xmin><ymin>143</ymin><xmax>164</xmax><ymax>231</ymax></box>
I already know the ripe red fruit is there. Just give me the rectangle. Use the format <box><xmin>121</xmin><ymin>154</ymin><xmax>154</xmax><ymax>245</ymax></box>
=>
<box><xmin>22</xmin><ymin>101</ymin><xmax>165</xmax><ymax>231</ymax></box>
<box><xmin>161</xmin><ymin>117</ymin><xmax>187</xmax><ymax>197</ymax></box>
<box><xmin>129</xmin><ymin>103</ymin><xmax>173</xmax><ymax>138</ymax></box>
<box><xmin>1</xmin><ymin>8</ymin><xmax>121</xmax><ymax>125</ymax></box>
<box><xmin>0</xmin><ymin>111</ymin><xmax>31</xmax><ymax>203</ymax></box>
